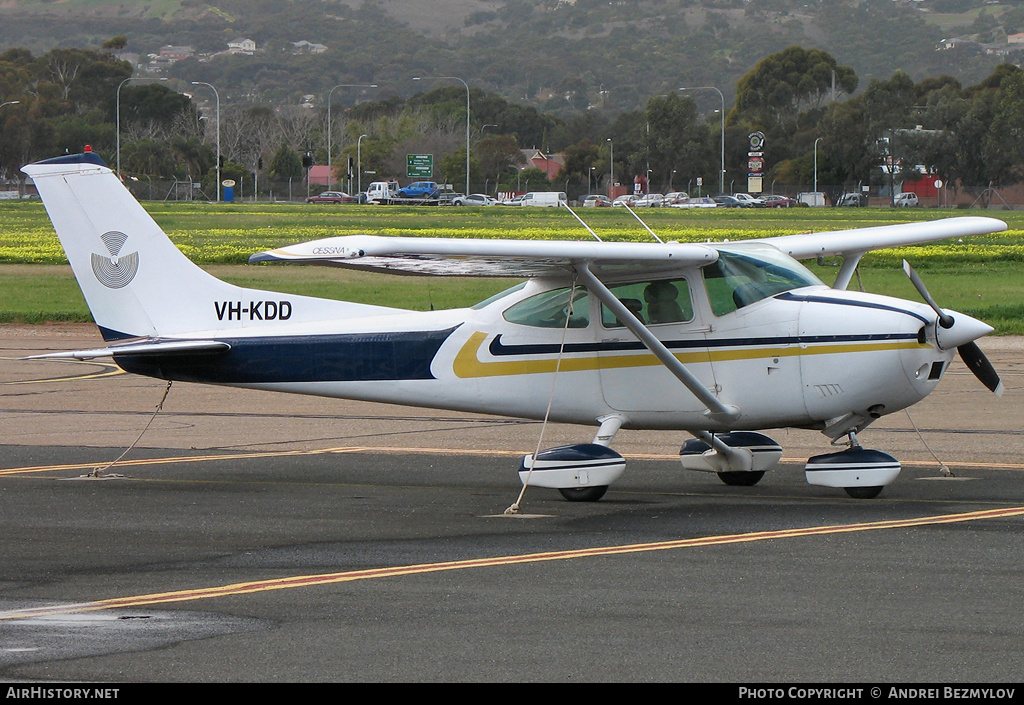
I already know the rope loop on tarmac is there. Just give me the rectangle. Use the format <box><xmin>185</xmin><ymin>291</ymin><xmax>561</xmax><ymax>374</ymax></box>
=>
<box><xmin>904</xmin><ymin>408</ymin><xmax>953</xmax><ymax>477</ymax></box>
<box><xmin>86</xmin><ymin>380</ymin><xmax>173</xmax><ymax>478</ymax></box>
<box><xmin>505</xmin><ymin>277</ymin><xmax>578</xmax><ymax>515</ymax></box>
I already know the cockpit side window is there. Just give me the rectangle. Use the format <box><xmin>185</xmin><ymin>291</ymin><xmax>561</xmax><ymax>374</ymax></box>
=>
<box><xmin>502</xmin><ymin>286</ymin><xmax>590</xmax><ymax>328</ymax></box>
<box><xmin>703</xmin><ymin>245</ymin><xmax>823</xmax><ymax>316</ymax></box>
<box><xmin>600</xmin><ymin>278</ymin><xmax>693</xmax><ymax>328</ymax></box>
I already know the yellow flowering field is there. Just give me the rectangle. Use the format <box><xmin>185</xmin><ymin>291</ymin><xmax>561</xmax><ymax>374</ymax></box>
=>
<box><xmin>3</xmin><ymin>201</ymin><xmax>1024</xmax><ymax>330</ymax></box>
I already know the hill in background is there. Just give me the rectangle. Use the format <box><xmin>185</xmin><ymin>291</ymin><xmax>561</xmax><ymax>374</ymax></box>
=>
<box><xmin>0</xmin><ymin>0</ymin><xmax>1020</xmax><ymax>112</ymax></box>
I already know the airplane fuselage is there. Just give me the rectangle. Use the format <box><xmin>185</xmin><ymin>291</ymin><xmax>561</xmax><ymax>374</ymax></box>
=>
<box><xmin>115</xmin><ymin>258</ymin><xmax>954</xmax><ymax>435</ymax></box>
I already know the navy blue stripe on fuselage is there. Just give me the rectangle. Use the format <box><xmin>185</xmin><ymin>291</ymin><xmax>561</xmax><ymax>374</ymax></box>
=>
<box><xmin>113</xmin><ymin>327</ymin><xmax>458</xmax><ymax>384</ymax></box>
<box><xmin>775</xmin><ymin>292</ymin><xmax>931</xmax><ymax>324</ymax></box>
<box><xmin>488</xmin><ymin>332</ymin><xmax>919</xmax><ymax>358</ymax></box>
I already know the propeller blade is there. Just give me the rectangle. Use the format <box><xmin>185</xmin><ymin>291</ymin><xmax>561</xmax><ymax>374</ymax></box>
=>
<box><xmin>958</xmin><ymin>341</ymin><xmax>1004</xmax><ymax>397</ymax></box>
<box><xmin>902</xmin><ymin>260</ymin><xmax>954</xmax><ymax>329</ymax></box>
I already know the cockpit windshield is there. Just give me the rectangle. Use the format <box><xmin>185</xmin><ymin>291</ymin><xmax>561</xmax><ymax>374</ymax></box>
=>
<box><xmin>471</xmin><ymin>281</ymin><xmax>528</xmax><ymax>310</ymax></box>
<box><xmin>703</xmin><ymin>243</ymin><xmax>823</xmax><ymax>316</ymax></box>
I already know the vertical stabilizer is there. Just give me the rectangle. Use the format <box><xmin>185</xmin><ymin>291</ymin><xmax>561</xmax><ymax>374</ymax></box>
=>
<box><xmin>23</xmin><ymin>153</ymin><xmax>401</xmax><ymax>340</ymax></box>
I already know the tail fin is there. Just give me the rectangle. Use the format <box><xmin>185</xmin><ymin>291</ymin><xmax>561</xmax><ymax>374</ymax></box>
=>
<box><xmin>23</xmin><ymin>153</ymin><xmax>399</xmax><ymax>341</ymax></box>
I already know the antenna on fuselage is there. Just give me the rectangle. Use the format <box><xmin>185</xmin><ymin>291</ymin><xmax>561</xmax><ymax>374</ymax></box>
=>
<box><xmin>559</xmin><ymin>201</ymin><xmax>603</xmax><ymax>242</ymax></box>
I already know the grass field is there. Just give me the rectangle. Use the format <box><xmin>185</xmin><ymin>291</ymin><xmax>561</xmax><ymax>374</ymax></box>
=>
<box><xmin>2</xmin><ymin>201</ymin><xmax>1023</xmax><ymax>332</ymax></box>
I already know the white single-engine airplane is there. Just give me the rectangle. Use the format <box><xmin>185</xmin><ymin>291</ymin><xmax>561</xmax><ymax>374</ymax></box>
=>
<box><xmin>24</xmin><ymin>152</ymin><xmax>1006</xmax><ymax>501</ymax></box>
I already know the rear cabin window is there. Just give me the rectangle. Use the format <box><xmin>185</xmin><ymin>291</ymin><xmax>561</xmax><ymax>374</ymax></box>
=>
<box><xmin>502</xmin><ymin>286</ymin><xmax>590</xmax><ymax>328</ymax></box>
<box><xmin>600</xmin><ymin>279</ymin><xmax>693</xmax><ymax>327</ymax></box>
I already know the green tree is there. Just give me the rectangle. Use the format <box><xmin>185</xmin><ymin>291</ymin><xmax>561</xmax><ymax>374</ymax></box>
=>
<box><xmin>557</xmin><ymin>138</ymin><xmax>602</xmax><ymax>190</ymax></box>
<box><xmin>983</xmin><ymin>68</ymin><xmax>1024</xmax><ymax>186</ymax></box>
<box><xmin>269</xmin><ymin>143</ymin><xmax>303</xmax><ymax>180</ymax></box>
<box><xmin>438</xmin><ymin>146</ymin><xmax>479</xmax><ymax>191</ymax></box>
<box><xmin>516</xmin><ymin>166</ymin><xmax>550</xmax><ymax>191</ymax></box>
<box><xmin>733</xmin><ymin>46</ymin><xmax>857</xmax><ymax>132</ymax></box>
<box><xmin>476</xmin><ymin>134</ymin><xmax>524</xmax><ymax>190</ymax></box>
<box><xmin>119</xmin><ymin>83</ymin><xmax>196</xmax><ymax>128</ymax></box>
<box><xmin>643</xmin><ymin>93</ymin><xmax>713</xmax><ymax>191</ymax></box>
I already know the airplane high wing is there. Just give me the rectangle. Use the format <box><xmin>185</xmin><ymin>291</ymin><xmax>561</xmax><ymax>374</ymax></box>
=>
<box><xmin>751</xmin><ymin>216</ymin><xmax>1003</xmax><ymax>259</ymax></box>
<box><xmin>250</xmin><ymin>216</ymin><xmax>1003</xmax><ymax>287</ymax></box>
<box><xmin>250</xmin><ymin>234</ymin><xmax>719</xmax><ymax>277</ymax></box>
<box><xmin>22</xmin><ymin>151</ymin><xmax>1008</xmax><ymax>502</ymax></box>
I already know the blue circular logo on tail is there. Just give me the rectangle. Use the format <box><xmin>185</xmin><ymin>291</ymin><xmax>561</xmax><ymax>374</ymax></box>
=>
<box><xmin>91</xmin><ymin>231</ymin><xmax>139</xmax><ymax>289</ymax></box>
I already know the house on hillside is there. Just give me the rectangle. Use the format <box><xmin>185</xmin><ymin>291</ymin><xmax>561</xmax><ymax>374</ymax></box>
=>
<box><xmin>227</xmin><ymin>38</ymin><xmax>257</xmax><ymax>54</ymax></box>
<box><xmin>158</xmin><ymin>45</ymin><xmax>195</xmax><ymax>62</ymax></box>
<box><xmin>291</xmin><ymin>40</ymin><xmax>328</xmax><ymax>54</ymax></box>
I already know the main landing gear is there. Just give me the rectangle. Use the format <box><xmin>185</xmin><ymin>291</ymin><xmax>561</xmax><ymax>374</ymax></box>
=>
<box><xmin>518</xmin><ymin>421</ymin><xmax>901</xmax><ymax>502</ymax></box>
<box><xmin>517</xmin><ymin>415</ymin><xmax>626</xmax><ymax>502</ymax></box>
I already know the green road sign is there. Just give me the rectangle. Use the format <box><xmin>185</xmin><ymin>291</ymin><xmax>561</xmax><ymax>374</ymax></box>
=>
<box><xmin>407</xmin><ymin>154</ymin><xmax>433</xmax><ymax>178</ymax></box>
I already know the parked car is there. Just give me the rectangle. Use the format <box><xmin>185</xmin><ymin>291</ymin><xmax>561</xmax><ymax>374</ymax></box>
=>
<box><xmin>581</xmin><ymin>194</ymin><xmax>612</xmax><ymax>207</ymax></box>
<box><xmin>634</xmin><ymin>193</ymin><xmax>665</xmax><ymax>207</ymax></box>
<box><xmin>894</xmin><ymin>192</ymin><xmax>919</xmax><ymax>207</ymax></box>
<box><xmin>611</xmin><ymin>195</ymin><xmax>638</xmax><ymax>207</ymax></box>
<box><xmin>453</xmin><ymin>193</ymin><xmax>498</xmax><ymax>206</ymax></box>
<box><xmin>731</xmin><ymin>192</ymin><xmax>765</xmax><ymax>207</ymax></box>
<box><xmin>305</xmin><ymin>191</ymin><xmax>356</xmax><ymax>204</ymax></box>
<box><xmin>761</xmin><ymin>195</ymin><xmax>796</xmax><ymax>208</ymax></box>
<box><xmin>663</xmin><ymin>192</ymin><xmax>689</xmax><ymax>205</ymax></box>
<box><xmin>836</xmin><ymin>193</ymin><xmax>868</xmax><ymax>207</ymax></box>
<box><xmin>713</xmin><ymin>195</ymin><xmax>744</xmax><ymax>208</ymax></box>
<box><xmin>396</xmin><ymin>181</ymin><xmax>439</xmax><ymax>198</ymax></box>
<box><xmin>671</xmin><ymin>196</ymin><xmax>718</xmax><ymax>209</ymax></box>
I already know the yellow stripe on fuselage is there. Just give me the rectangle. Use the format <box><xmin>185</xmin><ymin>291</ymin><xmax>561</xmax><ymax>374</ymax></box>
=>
<box><xmin>451</xmin><ymin>331</ymin><xmax>927</xmax><ymax>379</ymax></box>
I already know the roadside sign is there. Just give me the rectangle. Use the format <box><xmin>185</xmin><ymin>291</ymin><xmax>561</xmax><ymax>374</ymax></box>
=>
<box><xmin>407</xmin><ymin>154</ymin><xmax>433</xmax><ymax>178</ymax></box>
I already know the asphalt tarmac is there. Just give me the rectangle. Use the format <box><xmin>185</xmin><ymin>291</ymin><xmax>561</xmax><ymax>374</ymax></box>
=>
<box><xmin>1</xmin><ymin>325</ymin><xmax>1022</xmax><ymax>683</ymax></box>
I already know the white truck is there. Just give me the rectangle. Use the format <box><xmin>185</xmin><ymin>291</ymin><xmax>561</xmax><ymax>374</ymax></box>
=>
<box><xmin>797</xmin><ymin>191</ymin><xmax>827</xmax><ymax>207</ymax></box>
<box><xmin>363</xmin><ymin>181</ymin><xmax>400</xmax><ymax>204</ymax></box>
<box><xmin>364</xmin><ymin>180</ymin><xmax>457</xmax><ymax>205</ymax></box>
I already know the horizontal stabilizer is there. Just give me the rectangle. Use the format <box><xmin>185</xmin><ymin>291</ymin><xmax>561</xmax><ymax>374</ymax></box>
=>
<box><xmin>25</xmin><ymin>338</ymin><xmax>231</xmax><ymax>361</ymax></box>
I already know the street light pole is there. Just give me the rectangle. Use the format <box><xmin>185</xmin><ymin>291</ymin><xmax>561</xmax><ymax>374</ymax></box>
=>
<box><xmin>607</xmin><ymin>138</ymin><xmax>613</xmax><ymax>198</ymax></box>
<box><xmin>190</xmin><ymin>81</ymin><xmax>220</xmax><ymax>202</ymax></box>
<box><xmin>116</xmin><ymin>77</ymin><xmax>166</xmax><ymax>178</ymax></box>
<box><xmin>327</xmin><ymin>83</ymin><xmax>376</xmax><ymax>191</ymax></box>
<box><xmin>679</xmin><ymin>86</ymin><xmax>725</xmax><ymax>195</ymax></box>
<box><xmin>357</xmin><ymin>133</ymin><xmax>368</xmax><ymax>196</ymax></box>
<box><xmin>413</xmin><ymin>76</ymin><xmax>470</xmax><ymax>196</ymax></box>
<box><xmin>814</xmin><ymin>137</ymin><xmax>822</xmax><ymax>196</ymax></box>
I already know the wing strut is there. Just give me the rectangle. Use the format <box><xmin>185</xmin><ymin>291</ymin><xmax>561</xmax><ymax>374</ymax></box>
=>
<box><xmin>574</xmin><ymin>264</ymin><xmax>740</xmax><ymax>424</ymax></box>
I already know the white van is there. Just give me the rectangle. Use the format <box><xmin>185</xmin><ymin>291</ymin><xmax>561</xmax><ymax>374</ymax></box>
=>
<box><xmin>519</xmin><ymin>191</ymin><xmax>566</xmax><ymax>207</ymax></box>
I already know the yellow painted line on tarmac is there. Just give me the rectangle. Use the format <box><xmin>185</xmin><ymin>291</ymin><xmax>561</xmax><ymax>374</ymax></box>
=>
<box><xmin>4</xmin><ymin>446</ymin><xmax>1024</xmax><ymax>477</ymax></box>
<box><xmin>0</xmin><ymin>446</ymin><xmax>373</xmax><ymax>476</ymax></box>
<box><xmin>0</xmin><ymin>504</ymin><xmax>1021</xmax><ymax>621</ymax></box>
<box><xmin>0</xmin><ymin>357</ymin><xmax>125</xmax><ymax>385</ymax></box>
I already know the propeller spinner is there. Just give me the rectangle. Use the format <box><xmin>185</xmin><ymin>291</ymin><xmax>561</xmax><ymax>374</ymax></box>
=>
<box><xmin>902</xmin><ymin>260</ymin><xmax>1003</xmax><ymax>396</ymax></box>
